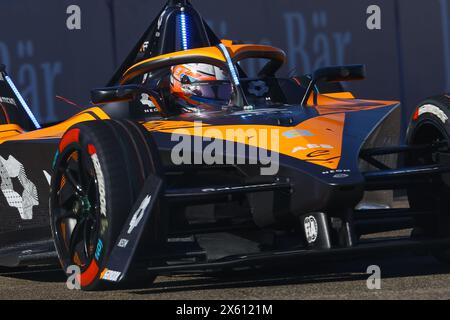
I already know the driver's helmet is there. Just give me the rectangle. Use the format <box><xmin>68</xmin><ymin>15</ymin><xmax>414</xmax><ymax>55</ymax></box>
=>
<box><xmin>170</xmin><ymin>63</ymin><xmax>229</xmax><ymax>109</ymax></box>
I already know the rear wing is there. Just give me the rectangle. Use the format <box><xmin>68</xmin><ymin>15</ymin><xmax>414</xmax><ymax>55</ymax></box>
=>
<box><xmin>0</xmin><ymin>64</ymin><xmax>41</xmax><ymax>130</ymax></box>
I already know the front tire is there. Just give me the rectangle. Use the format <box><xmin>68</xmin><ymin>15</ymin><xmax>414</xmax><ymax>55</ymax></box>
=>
<box><xmin>49</xmin><ymin>120</ymin><xmax>163</xmax><ymax>290</ymax></box>
<box><xmin>406</xmin><ymin>95</ymin><xmax>450</xmax><ymax>263</ymax></box>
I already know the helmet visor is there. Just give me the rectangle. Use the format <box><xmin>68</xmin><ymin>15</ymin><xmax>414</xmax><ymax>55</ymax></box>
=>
<box><xmin>184</xmin><ymin>81</ymin><xmax>232</xmax><ymax>102</ymax></box>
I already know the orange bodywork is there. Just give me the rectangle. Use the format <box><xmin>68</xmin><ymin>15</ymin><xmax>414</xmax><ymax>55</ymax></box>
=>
<box><xmin>143</xmin><ymin>96</ymin><xmax>395</xmax><ymax>170</ymax></box>
<box><xmin>314</xmin><ymin>94</ymin><xmax>398</xmax><ymax>116</ymax></box>
<box><xmin>0</xmin><ymin>107</ymin><xmax>110</xmax><ymax>144</ymax></box>
<box><xmin>144</xmin><ymin>114</ymin><xmax>345</xmax><ymax>169</ymax></box>
<box><xmin>0</xmin><ymin>43</ymin><xmax>398</xmax><ymax>171</ymax></box>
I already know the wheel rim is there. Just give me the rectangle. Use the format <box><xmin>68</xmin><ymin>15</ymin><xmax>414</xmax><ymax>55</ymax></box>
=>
<box><xmin>51</xmin><ymin>146</ymin><xmax>101</xmax><ymax>271</ymax></box>
<box><xmin>408</xmin><ymin>120</ymin><xmax>450</xmax><ymax>239</ymax></box>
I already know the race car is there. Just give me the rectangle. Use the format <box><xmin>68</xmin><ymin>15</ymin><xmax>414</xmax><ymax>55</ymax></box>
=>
<box><xmin>1</xmin><ymin>0</ymin><xmax>450</xmax><ymax>291</ymax></box>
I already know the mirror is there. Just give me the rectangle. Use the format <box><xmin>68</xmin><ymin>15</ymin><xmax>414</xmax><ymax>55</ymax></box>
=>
<box><xmin>312</xmin><ymin>65</ymin><xmax>366</xmax><ymax>83</ymax></box>
<box><xmin>92</xmin><ymin>84</ymin><xmax>166</xmax><ymax>119</ymax></box>
<box><xmin>91</xmin><ymin>84</ymin><xmax>143</xmax><ymax>104</ymax></box>
<box><xmin>301</xmin><ymin>64</ymin><xmax>366</xmax><ymax>106</ymax></box>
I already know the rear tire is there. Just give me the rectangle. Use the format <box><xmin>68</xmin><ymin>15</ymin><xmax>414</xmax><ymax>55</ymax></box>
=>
<box><xmin>406</xmin><ymin>95</ymin><xmax>450</xmax><ymax>263</ymax></box>
<box><xmin>49</xmin><ymin>120</ymin><xmax>163</xmax><ymax>291</ymax></box>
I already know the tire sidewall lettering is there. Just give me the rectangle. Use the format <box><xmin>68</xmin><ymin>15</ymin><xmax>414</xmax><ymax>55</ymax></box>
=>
<box><xmin>408</xmin><ymin>101</ymin><xmax>450</xmax><ymax>144</ymax></box>
<box><xmin>417</xmin><ymin>104</ymin><xmax>449</xmax><ymax>124</ymax></box>
<box><xmin>91</xmin><ymin>152</ymin><xmax>107</xmax><ymax>218</ymax></box>
<box><xmin>89</xmin><ymin>149</ymin><xmax>108</xmax><ymax>264</ymax></box>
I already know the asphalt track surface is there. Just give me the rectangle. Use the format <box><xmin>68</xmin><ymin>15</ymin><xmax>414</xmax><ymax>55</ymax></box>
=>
<box><xmin>0</xmin><ymin>253</ymin><xmax>450</xmax><ymax>300</ymax></box>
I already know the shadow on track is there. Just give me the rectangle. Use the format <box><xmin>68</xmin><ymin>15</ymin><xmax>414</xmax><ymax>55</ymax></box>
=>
<box><xmin>0</xmin><ymin>266</ymin><xmax>65</xmax><ymax>283</ymax></box>
<box><xmin>1</xmin><ymin>255</ymin><xmax>449</xmax><ymax>294</ymax></box>
<box><xmin>134</xmin><ymin>255</ymin><xmax>450</xmax><ymax>295</ymax></box>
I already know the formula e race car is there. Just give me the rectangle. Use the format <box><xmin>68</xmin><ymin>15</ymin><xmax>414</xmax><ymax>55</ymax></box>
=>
<box><xmin>0</xmin><ymin>0</ymin><xmax>450</xmax><ymax>291</ymax></box>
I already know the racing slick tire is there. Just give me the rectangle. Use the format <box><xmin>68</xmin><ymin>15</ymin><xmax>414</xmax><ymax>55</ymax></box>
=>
<box><xmin>405</xmin><ymin>95</ymin><xmax>450</xmax><ymax>264</ymax></box>
<box><xmin>49</xmin><ymin>119</ymin><xmax>163</xmax><ymax>291</ymax></box>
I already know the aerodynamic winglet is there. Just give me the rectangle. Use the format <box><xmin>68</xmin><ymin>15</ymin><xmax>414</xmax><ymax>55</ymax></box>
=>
<box><xmin>100</xmin><ymin>174</ymin><xmax>163</xmax><ymax>284</ymax></box>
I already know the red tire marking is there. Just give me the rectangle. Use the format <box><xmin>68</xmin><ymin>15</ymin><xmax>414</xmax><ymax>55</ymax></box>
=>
<box><xmin>80</xmin><ymin>260</ymin><xmax>99</xmax><ymax>287</ymax></box>
<box><xmin>59</xmin><ymin>128</ymin><xmax>80</xmax><ymax>152</ymax></box>
<box><xmin>412</xmin><ymin>108</ymin><xmax>420</xmax><ymax>121</ymax></box>
<box><xmin>87</xmin><ymin>144</ymin><xmax>97</xmax><ymax>155</ymax></box>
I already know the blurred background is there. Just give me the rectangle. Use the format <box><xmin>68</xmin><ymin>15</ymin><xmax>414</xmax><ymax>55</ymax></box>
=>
<box><xmin>0</xmin><ymin>0</ymin><xmax>448</xmax><ymax>131</ymax></box>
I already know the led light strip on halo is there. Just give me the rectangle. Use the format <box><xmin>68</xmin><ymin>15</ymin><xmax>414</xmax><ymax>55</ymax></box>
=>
<box><xmin>5</xmin><ymin>75</ymin><xmax>41</xmax><ymax>129</ymax></box>
<box><xmin>218</xmin><ymin>44</ymin><xmax>240</xmax><ymax>86</ymax></box>
<box><xmin>179</xmin><ymin>9</ymin><xmax>189</xmax><ymax>50</ymax></box>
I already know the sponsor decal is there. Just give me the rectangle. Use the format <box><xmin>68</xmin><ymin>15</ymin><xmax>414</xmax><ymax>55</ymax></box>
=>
<box><xmin>0</xmin><ymin>155</ymin><xmax>38</xmax><ymax>220</ymax></box>
<box><xmin>323</xmin><ymin>169</ymin><xmax>351</xmax><ymax>178</ymax></box>
<box><xmin>94</xmin><ymin>239</ymin><xmax>103</xmax><ymax>261</ymax></box>
<box><xmin>248</xmin><ymin>80</ymin><xmax>269</xmax><ymax>97</ymax></box>
<box><xmin>283</xmin><ymin>129</ymin><xmax>314</xmax><ymax>138</ymax></box>
<box><xmin>306</xmin><ymin>150</ymin><xmax>330</xmax><ymax>158</ymax></box>
<box><xmin>140</xmin><ymin>93</ymin><xmax>155</xmax><ymax>108</ymax></box>
<box><xmin>418</xmin><ymin>104</ymin><xmax>449</xmax><ymax>123</ymax></box>
<box><xmin>322</xmin><ymin>169</ymin><xmax>351</xmax><ymax>175</ymax></box>
<box><xmin>333</xmin><ymin>173</ymin><xmax>349</xmax><ymax>179</ymax></box>
<box><xmin>304</xmin><ymin>216</ymin><xmax>318</xmax><ymax>244</ymax></box>
<box><xmin>100</xmin><ymin>269</ymin><xmax>121</xmax><ymax>282</ymax></box>
<box><xmin>139</xmin><ymin>41</ymin><xmax>149</xmax><ymax>53</ymax></box>
<box><xmin>91</xmin><ymin>153</ymin><xmax>106</xmax><ymax>217</ymax></box>
<box><xmin>292</xmin><ymin>144</ymin><xmax>333</xmax><ymax>153</ymax></box>
<box><xmin>140</xmin><ymin>94</ymin><xmax>159</xmax><ymax>114</ymax></box>
<box><xmin>0</xmin><ymin>97</ymin><xmax>17</xmax><ymax>106</ymax></box>
<box><xmin>118</xmin><ymin>238</ymin><xmax>129</xmax><ymax>248</ymax></box>
<box><xmin>128</xmin><ymin>195</ymin><xmax>152</xmax><ymax>234</ymax></box>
